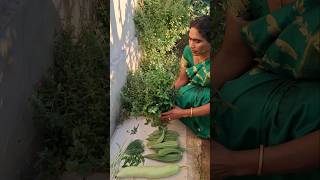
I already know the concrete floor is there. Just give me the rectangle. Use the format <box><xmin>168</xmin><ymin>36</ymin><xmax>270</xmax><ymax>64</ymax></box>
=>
<box><xmin>61</xmin><ymin>172</ymin><xmax>108</xmax><ymax>180</ymax></box>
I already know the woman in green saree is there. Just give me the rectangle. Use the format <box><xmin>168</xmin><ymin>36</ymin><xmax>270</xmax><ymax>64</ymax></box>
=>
<box><xmin>213</xmin><ymin>0</ymin><xmax>320</xmax><ymax>179</ymax></box>
<box><xmin>160</xmin><ymin>16</ymin><xmax>212</xmax><ymax>139</ymax></box>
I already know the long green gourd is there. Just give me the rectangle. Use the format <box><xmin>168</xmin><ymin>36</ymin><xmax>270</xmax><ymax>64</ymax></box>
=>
<box><xmin>150</xmin><ymin>141</ymin><xmax>178</xmax><ymax>149</ymax></box>
<box><xmin>116</xmin><ymin>164</ymin><xmax>180</xmax><ymax>178</ymax></box>
<box><xmin>158</xmin><ymin>148</ymin><xmax>182</xmax><ymax>156</ymax></box>
<box><xmin>144</xmin><ymin>153</ymin><xmax>182</xmax><ymax>162</ymax></box>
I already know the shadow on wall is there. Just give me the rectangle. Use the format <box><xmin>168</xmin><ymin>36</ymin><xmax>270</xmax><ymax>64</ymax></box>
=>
<box><xmin>52</xmin><ymin>0</ymin><xmax>93</xmax><ymax>35</ymax></box>
<box><xmin>110</xmin><ymin>0</ymin><xmax>140</xmax><ymax>71</ymax></box>
<box><xmin>110</xmin><ymin>0</ymin><xmax>141</xmax><ymax>136</ymax></box>
<box><xmin>0</xmin><ymin>0</ymin><xmax>92</xmax><ymax>179</ymax></box>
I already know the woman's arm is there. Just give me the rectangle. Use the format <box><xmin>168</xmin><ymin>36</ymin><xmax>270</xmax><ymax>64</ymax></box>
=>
<box><xmin>213</xmin><ymin>0</ymin><xmax>296</xmax><ymax>90</ymax></box>
<box><xmin>173</xmin><ymin>64</ymin><xmax>189</xmax><ymax>89</ymax></box>
<box><xmin>180</xmin><ymin>103</ymin><xmax>210</xmax><ymax>117</ymax></box>
<box><xmin>213</xmin><ymin>0</ymin><xmax>297</xmax><ymax>90</ymax></box>
<box><xmin>212</xmin><ymin>11</ymin><xmax>255</xmax><ymax>90</ymax></box>
<box><xmin>212</xmin><ymin>130</ymin><xmax>320</xmax><ymax>178</ymax></box>
<box><xmin>160</xmin><ymin>103</ymin><xmax>210</xmax><ymax>120</ymax></box>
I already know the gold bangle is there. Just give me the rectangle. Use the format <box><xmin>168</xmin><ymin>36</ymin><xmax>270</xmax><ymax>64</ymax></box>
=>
<box><xmin>257</xmin><ymin>144</ymin><xmax>264</xmax><ymax>176</ymax></box>
<box><xmin>190</xmin><ymin>107</ymin><xmax>193</xmax><ymax>117</ymax></box>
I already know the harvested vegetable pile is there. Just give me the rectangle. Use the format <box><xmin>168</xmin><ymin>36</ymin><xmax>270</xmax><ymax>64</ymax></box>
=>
<box><xmin>111</xmin><ymin>139</ymin><xmax>145</xmax><ymax>179</ymax></box>
<box><xmin>121</xmin><ymin>139</ymin><xmax>145</xmax><ymax>167</ymax></box>
<box><xmin>144</xmin><ymin>128</ymin><xmax>184</xmax><ymax>163</ymax></box>
<box><xmin>112</xmin><ymin>127</ymin><xmax>185</xmax><ymax>179</ymax></box>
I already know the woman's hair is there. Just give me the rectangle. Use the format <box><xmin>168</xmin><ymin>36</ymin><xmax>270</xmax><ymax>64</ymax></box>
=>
<box><xmin>190</xmin><ymin>15</ymin><xmax>212</xmax><ymax>42</ymax></box>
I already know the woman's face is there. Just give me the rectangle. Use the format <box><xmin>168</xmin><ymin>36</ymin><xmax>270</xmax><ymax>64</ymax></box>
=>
<box><xmin>188</xmin><ymin>27</ymin><xmax>211</xmax><ymax>56</ymax></box>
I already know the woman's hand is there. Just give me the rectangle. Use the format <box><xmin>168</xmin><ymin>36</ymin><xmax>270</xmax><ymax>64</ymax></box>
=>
<box><xmin>212</xmin><ymin>141</ymin><xmax>239</xmax><ymax>179</ymax></box>
<box><xmin>160</xmin><ymin>106</ymin><xmax>188</xmax><ymax>121</ymax></box>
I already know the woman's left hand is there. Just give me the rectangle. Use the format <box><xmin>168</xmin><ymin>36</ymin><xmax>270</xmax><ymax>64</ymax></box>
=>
<box><xmin>160</xmin><ymin>106</ymin><xmax>186</xmax><ymax>121</ymax></box>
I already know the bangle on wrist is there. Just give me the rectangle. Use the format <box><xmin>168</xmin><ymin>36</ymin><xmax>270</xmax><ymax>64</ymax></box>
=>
<box><xmin>190</xmin><ymin>107</ymin><xmax>193</xmax><ymax>117</ymax></box>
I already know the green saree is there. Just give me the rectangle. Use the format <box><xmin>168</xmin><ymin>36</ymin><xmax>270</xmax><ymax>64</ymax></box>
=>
<box><xmin>241</xmin><ymin>0</ymin><xmax>320</xmax><ymax>79</ymax></box>
<box><xmin>214</xmin><ymin>0</ymin><xmax>320</xmax><ymax>179</ymax></box>
<box><xmin>176</xmin><ymin>45</ymin><xmax>211</xmax><ymax>139</ymax></box>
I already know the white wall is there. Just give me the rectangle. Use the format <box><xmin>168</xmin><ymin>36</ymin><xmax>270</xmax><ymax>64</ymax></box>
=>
<box><xmin>110</xmin><ymin>0</ymin><xmax>141</xmax><ymax>137</ymax></box>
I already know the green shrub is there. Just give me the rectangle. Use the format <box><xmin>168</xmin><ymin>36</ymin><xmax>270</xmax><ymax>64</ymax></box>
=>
<box><xmin>211</xmin><ymin>0</ymin><xmax>228</xmax><ymax>54</ymax></box>
<box><xmin>134</xmin><ymin>0</ymin><xmax>190</xmax><ymax>56</ymax></box>
<box><xmin>189</xmin><ymin>0</ymin><xmax>210</xmax><ymax>19</ymax></box>
<box><xmin>94</xmin><ymin>0</ymin><xmax>108</xmax><ymax>57</ymax></box>
<box><xmin>121</xmin><ymin>52</ymin><xmax>179</xmax><ymax>127</ymax></box>
<box><xmin>32</xmin><ymin>1</ymin><xmax>109</xmax><ymax>178</ymax></box>
<box><xmin>32</xmin><ymin>27</ymin><xmax>108</xmax><ymax>179</ymax></box>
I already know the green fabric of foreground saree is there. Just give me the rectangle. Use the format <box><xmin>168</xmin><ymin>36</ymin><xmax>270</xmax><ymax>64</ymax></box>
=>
<box><xmin>176</xmin><ymin>45</ymin><xmax>210</xmax><ymax>139</ymax></box>
<box><xmin>214</xmin><ymin>0</ymin><xmax>320</xmax><ymax>179</ymax></box>
<box><xmin>214</xmin><ymin>66</ymin><xmax>320</xmax><ymax>179</ymax></box>
<box><xmin>241</xmin><ymin>0</ymin><xmax>320</xmax><ymax>79</ymax></box>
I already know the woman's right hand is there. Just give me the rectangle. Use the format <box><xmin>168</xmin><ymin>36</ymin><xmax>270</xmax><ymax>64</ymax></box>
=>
<box><xmin>160</xmin><ymin>106</ymin><xmax>188</xmax><ymax>121</ymax></box>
